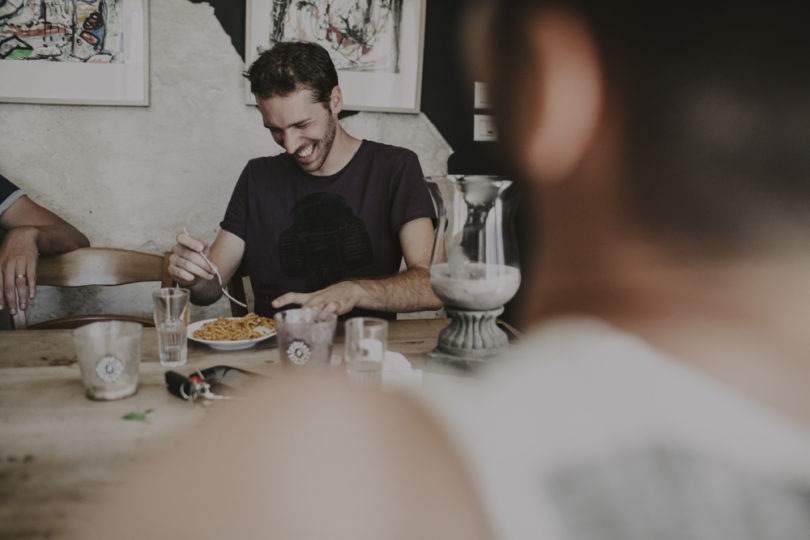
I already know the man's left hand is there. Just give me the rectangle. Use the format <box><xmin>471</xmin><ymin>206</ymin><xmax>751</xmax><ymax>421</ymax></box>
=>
<box><xmin>271</xmin><ymin>281</ymin><xmax>367</xmax><ymax>315</ymax></box>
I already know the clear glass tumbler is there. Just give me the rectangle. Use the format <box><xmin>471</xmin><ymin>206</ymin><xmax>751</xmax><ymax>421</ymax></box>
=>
<box><xmin>152</xmin><ymin>288</ymin><xmax>190</xmax><ymax>367</ymax></box>
<box><xmin>344</xmin><ymin>317</ymin><xmax>388</xmax><ymax>389</ymax></box>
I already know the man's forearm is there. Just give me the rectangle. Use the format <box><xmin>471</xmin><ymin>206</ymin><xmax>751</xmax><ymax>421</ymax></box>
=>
<box><xmin>353</xmin><ymin>267</ymin><xmax>442</xmax><ymax>313</ymax></box>
<box><xmin>33</xmin><ymin>224</ymin><xmax>90</xmax><ymax>255</ymax></box>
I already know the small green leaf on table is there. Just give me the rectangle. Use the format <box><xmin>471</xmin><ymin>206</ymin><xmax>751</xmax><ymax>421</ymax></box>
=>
<box><xmin>122</xmin><ymin>409</ymin><xmax>153</xmax><ymax>422</ymax></box>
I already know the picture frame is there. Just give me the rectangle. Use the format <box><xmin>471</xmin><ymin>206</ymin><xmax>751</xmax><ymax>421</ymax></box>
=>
<box><xmin>0</xmin><ymin>0</ymin><xmax>149</xmax><ymax>106</ymax></box>
<box><xmin>246</xmin><ymin>0</ymin><xmax>425</xmax><ymax>113</ymax></box>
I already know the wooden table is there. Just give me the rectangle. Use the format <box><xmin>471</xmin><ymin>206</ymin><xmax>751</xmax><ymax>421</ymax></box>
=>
<box><xmin>0</xmin><ymin>318</ymin><xmax>449</xmax><ymax>539</ymax></box>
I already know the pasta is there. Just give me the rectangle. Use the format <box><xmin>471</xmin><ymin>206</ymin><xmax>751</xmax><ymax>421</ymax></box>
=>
<box><xmin>193</xmin><ymin>313</ymin><xmax>275</xmax><ymax>341</ymax></box>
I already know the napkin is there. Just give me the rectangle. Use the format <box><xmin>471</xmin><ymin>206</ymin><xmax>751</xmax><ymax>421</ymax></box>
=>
<box><xmin>382</xmin><ymin>351</ymin><xmax>423</xmax><ymax>390</ymax></box>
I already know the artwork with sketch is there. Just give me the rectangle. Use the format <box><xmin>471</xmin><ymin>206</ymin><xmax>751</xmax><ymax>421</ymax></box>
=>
<box><xmin>0</xmin><ymin>0</ymin><xmax>123</xmax><ymax>63</ymax></box>
<box><xmin>269</xmin><ymin>0</ymin><xmax>403</xmax><ymax>73</ymax></box>
<box><xmin>247</xmin><ymin>0</ymin><xmax>422</xmax><ymax>112</ymax></box>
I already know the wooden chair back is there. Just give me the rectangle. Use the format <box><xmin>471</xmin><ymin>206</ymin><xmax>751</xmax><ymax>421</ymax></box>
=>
<box><xmin>12</xmin><ymin>247</ymin><xmax>173</xmax><ymax>330</ymax></box>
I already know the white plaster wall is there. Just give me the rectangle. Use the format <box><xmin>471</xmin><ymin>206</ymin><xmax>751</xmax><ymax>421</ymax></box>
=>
<box><xmin>0</xmin><ymin>0</ymin><xmax>451</xmax><ymax>325</ymax></box>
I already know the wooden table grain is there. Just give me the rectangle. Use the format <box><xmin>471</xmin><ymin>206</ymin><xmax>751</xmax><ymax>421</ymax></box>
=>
<box><xmin>0</xmin><ymin>318</ymin><xmax>449</xmax><ymax>539</ymax></box>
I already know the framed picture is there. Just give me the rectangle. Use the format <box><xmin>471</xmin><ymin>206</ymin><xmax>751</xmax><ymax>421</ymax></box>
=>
<box><xmin>246</xmin><ymin>0</ymin><xmax>425</xmax><ymax>113</ymax></box>
<box><xmin>0</xmin><ymin>0</ymin><xmax>149</xmax><ymax>106</ymax></box>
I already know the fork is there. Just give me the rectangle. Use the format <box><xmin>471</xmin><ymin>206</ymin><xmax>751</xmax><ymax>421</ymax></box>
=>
<box><xmin>183</xmin><ymin>228</ymin><xmax>247</xmax><ymax>309</ymax></box>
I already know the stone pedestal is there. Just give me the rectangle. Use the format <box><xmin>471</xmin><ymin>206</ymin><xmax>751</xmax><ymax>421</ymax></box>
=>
<box><xmin>426</xmin><ymin>306</ymin><xmax>508</xmax><ymax>370</ymax></box>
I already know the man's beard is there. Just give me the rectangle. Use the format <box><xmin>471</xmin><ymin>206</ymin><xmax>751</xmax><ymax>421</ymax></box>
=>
<box><xmin>305</xmin><ymin>113</ymin><xmax>337</xmax><ymax>174</ymax></box>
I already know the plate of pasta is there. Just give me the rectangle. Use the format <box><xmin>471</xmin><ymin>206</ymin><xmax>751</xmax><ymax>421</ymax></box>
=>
<box><xmin>188</xmin><ymin>313</ymin><xmax>276</xmax><ymax>351</ymax></box>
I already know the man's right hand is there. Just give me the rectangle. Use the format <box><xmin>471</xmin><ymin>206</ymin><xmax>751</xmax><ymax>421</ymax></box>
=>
<box><xmin>0</xmin><ymin>227</ymin><xmax>38</xmax><ymax>315</ymax></box>
<box><xmin>167</xmin><ymin>231</ymin><xmax>216</xmax><ymax>287</ymax></box>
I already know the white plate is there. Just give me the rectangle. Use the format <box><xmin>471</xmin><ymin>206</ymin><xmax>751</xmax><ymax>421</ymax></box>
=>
<box><xmin>187</xmin><ymin>317</ymin><xmax>276</xmax><ymax>351</ymax></box>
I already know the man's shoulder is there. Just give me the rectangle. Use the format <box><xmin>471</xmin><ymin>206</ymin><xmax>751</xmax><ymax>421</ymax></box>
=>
<box><xmin>240</xmin><ymin>153</ymin><xmax>296</xmax><ymax>181</ymax></box>
<box><xmin>361</xmin><ymin>140</ymin><xmax>419</xmax><ymax>163</ymax></box>
<box><xmin>245</xmin><ymin>152</ymin><xmax>290</xmax><ymax>169</ymax></box>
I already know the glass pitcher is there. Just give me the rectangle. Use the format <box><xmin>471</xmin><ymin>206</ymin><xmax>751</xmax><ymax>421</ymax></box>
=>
<box><xmin>425</xmin><ymin>175</ymin><xmax>521</xmax><ymax>367</ymax></box>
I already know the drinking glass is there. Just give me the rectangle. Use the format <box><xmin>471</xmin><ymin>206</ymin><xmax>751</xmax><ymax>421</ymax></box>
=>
<box><xmin>274</xmin><ymin>308</ymin><xmax>337</xmax><ymax>367</ymax></box>
<box><xmin>344</xmin><ymin>317</ymin><xmax>388</xmax><ymax>389</ymax></box>
<box><xmin>152</xmin><ymin>288</ymin><xmax>190</xmax><ymax>367</ymax></box>
<box><xmin>73</xmin><ymin>321</ymin><xmax>143</xmax><ymax>400</ymax></box>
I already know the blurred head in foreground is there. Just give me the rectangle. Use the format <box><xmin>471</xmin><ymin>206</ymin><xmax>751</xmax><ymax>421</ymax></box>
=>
<box><xmin>481</xmin><ymin>0</ymin><xmax>810</xmax><ymax>264</ymax></box>
<box><xmin>468</xmin><ymin>0</ymin><xmax>810</xmax><ymax>373</ymax></box>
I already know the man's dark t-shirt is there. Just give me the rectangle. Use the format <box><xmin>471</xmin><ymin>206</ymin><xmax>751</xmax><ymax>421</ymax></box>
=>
<box><xmin>220</xmin><ymin>140</ymin><xmax>435</xmax><ymax>318</ymax></box>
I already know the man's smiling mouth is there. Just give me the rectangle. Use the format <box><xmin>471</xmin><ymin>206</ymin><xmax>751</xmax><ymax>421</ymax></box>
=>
<box><xmin>296</xmin><ymin>144</ymin><xmax>315</xmax><ymax>159</ymax></box>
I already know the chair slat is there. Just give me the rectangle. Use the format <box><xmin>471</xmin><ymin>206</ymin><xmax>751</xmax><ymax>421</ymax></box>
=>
<box><xmin>37</xmin><ymin>248</ymin><xmax>165</xmax><ymax>287</ymax></box>
<box><xmin>14</xmin><ymin>247</ymin><xmax>174</xmax><ymax>330</ymax></box>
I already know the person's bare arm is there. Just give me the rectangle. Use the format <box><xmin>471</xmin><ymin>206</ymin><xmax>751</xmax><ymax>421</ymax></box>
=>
<box><xmin>75</xmin><ymin>373</ymin><xmax>494</xmax><ymax>540</ymax></box>
<box><xmin>272</xmin><ymin>217</ymin><xmax>443</xmax><ymax>314</ymax></box>
<box><xmin>0</xmin><ymin>198</ymin><xmax>90</xmax><ymax>254</ymax></box>
<box><xmin>0</xmin><ymin>196</ymin><xmax>89</xmax><ymax>314</ymax></box>
<box><xmin>167</xmin><ymin>229</ymin><xmax>245</xmax><ymax>306</ymax></box>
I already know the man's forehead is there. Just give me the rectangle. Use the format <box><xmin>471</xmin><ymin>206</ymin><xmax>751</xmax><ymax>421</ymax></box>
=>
<box><xmin>262</xmin><ymin>85</ymin><xmax>320</xmax><ymax>106</ymax></box>
<box><xmin>258</xmin><ymin>90</ymin><xmax>326</xmax><ymax>127</ymax></box>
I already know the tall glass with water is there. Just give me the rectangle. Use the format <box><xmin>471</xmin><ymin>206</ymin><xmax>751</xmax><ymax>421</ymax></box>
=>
<box><xmin>345</xmin><ymin>317</ymin><xmax>388</xmax><ymax>389</ymax></box>
<box><xmin>426</xmin><ymin>175</ymin><xmax>521</xmax><ymax>368</ymax></box>
<box><xmin>152</xmin><ymin>288</ymin><xmax>190</xmax><ymax>367</ymax></box>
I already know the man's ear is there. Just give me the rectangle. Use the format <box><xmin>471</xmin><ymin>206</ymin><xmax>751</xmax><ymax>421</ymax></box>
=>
<box><xmin>518</xmin><ymin>8</ymin><xmax>604</xmax><ymax>184</ymax></box>
<box><xmin>329</xmin><ymin>86</ymin><xmax>343</xmax><ymax>115</ymax></box>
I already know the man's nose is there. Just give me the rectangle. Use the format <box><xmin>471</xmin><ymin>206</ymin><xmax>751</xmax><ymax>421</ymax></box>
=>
<box><xmin>283</xmin><ymin>131</ymin><xmax>300</xmax><ymax>154</ymax></box>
